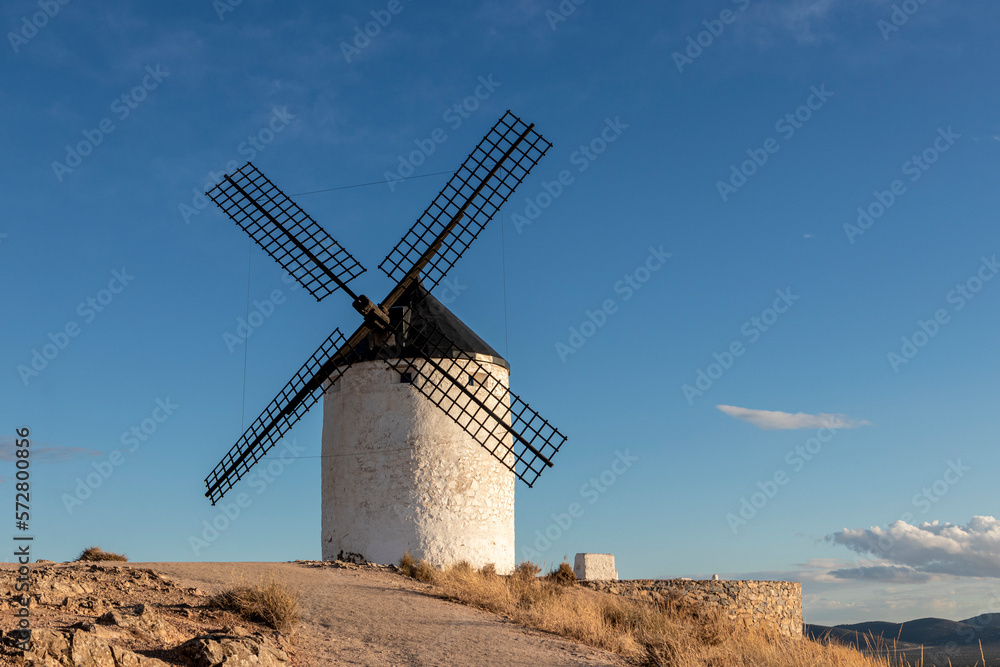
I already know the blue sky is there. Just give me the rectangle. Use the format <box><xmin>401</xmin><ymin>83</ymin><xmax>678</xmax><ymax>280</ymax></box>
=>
<box><xmin>2</xmin><ymin>0</ymin><xmax>999</xmax><ymax>627</ymax></box>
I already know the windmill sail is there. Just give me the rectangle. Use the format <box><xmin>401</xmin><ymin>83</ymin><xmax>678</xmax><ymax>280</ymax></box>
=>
<box><xmin>202</xmin><ymin>111</ymin><xmax>566</xmax><ymax>505</ymax></box>
<box><xmin>206</xmin><ymin>162</ymin><xmax>366</xmax><ymax>302</ymax></box>
<box><xmin>204</xmin><ymin>328</ymin><xmax>354</xmax><ymax>504</ymax></box>
<box><xmin>379</xmin><ymin>111</ymin><xmax>551</xmax><ymax>293</ymax></box>
<box><xmin>379</xmin><ymin>293</ymin><xmax>566</xmax><ymax>487</ymax></box>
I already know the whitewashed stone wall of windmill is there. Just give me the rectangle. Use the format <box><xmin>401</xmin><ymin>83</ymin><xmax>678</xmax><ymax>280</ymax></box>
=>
<box><xmin>321</xmin><ymin>358</ymin><xmax>516</xmax><ymax>573</ymax></box>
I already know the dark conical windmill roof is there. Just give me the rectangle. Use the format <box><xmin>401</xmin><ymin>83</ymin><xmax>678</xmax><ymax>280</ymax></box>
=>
<box><xmin>347</xmin><ymin>281</ymin><xmax>509</xmax><ymax>371</ymax></box>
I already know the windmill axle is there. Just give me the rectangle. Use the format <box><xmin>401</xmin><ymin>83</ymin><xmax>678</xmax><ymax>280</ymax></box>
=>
<box><xmin>352</xmin><ymin>294</ymin><xmax>391</xmax><ymax>331</ymax></box>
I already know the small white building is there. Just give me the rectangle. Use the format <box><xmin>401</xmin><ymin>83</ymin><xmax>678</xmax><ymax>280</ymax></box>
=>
<box><xmin>321</xmin><ymin>284</ymin><xmax>516</xmax><ymax>572</ymax></box>
<box><xmin>575</xmin><ymin>553</ymin><xmax>618</xmax><ymax>581</ymax></box>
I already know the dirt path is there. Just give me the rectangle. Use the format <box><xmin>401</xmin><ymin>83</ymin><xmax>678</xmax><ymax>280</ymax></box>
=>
<box><xmin>139</xmin><ymin>562</ymin><xmax>626</xmax><ymax>667</ymax></box>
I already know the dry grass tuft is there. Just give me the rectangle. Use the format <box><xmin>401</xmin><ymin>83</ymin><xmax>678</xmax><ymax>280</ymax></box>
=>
<box><xmin>399</xmin><ymin>551</ymin><xmax>438</xmax><ymax>583</ymax></box>
<box><xmin>412</xmin><ymin>559</ymin><xmax>437</xmax><ymax>583</ymax></box>
<box><xmin>76</xmin><ymin>546</ymin><xmax>128</xmax><ymax>562</ymax></box>
<box><xmin>451</xmin><ymin>560</ymin><xmax>474</xmax><ymax>575</ymax></box>
<box><xmin>546</xmin><ymin>561</ymin><xmax>576</xmax><ymax>587</ymax></box>
<box><xmin>399</xmin><ymin>551</ymin><xmax>415</xmax><ymax>577</ymax></box>
<box><xmin>400</xmin><ymin>557</ymin><xmax>927</xmax><ymax>667</ymax></box>
<box><xmin>210</xmin><ymin>574</ymin><xmax>301</xmax><ymax>635</ymax></box>
<box><xmin>513</xmin><ymin>561</ymin><xmax>541</xmax><ymax>581</ymax></box>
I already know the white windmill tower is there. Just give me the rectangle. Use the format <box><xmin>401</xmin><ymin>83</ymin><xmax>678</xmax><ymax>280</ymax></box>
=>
<box><xmin>200</xmin><ymin>112</ymin><xmax>566</xmax><ymax>571</ymax></box>
<box><xmin>321</xmin><ymin>282</ymin><xmax>517</xmax><ymax>570</ymax></box>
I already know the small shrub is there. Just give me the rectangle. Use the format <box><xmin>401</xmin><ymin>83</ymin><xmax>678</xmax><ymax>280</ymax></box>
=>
<box><xmin>479</xmin><ymin>563</ymin><xmax>497</xmax><ymax>577</ymax></box>
<box><xmin>643</xmin><ymin>636</ymin><xmax>680</xmax><ymax>666</ymax></box>
<box><xmin>210</xmin><ymin>574</ymin><xmax>300</xmax><ymax>635</ymax></box>
<box><xmin>451</xmin><ymin>560</ymin><xmax>473</xmax><ymax>575</ymax></box>
<box><xmin>546</xmin><ymin>561</ymin><xmax>576</xmax><ymax>587</ymax></box>
<box><xmin>412</xmin><ymin>559</ymin><xmax>437</xmax><ymax>583</ymax></box>
<box><xmin>513</xmin><ymin>561</ymin><xmax>541</xmax><ymax>581</ymax></box>
<box><xmin>397</xmin><ymin>553</ymin><xmax>438</xmax><ymax>583</ymax></box>
<box><xmin>77</xmin><ymin>547</ymin><xmax>128</xmax><ymax>562</ymax></box>
<box><xmin>399</xmin><ymin>552</ymin><xmax>415</xmax><ymax>577</ymax></box>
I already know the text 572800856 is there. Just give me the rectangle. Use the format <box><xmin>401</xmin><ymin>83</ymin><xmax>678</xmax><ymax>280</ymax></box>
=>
<box><xmin>13</xmin><ymin>426</ymin><xmax>32</xmax><ymax>650</ymax></box>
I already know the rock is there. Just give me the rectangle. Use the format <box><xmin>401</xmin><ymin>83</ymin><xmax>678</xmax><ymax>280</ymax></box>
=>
<box><xmin>15</xmin><ymin>629</ymin><xmax>70</xmax><ymax>666</ymax></box>
<box><xmin>68</xmin><ymin>631</ymin><xmax>116</xmax><ymax>667</ymax></box>
<box><xmin>65</xmin><ymin>597</ymin><xmax>108</xmax><ymax>615</ymax></box>
<box><xmin>15</xmin><ymin>629</ymin><xmax>169</xmax><ymax>667</ymax></box>
<box><xmin>96</xmin><ymin>610</ymin><xmax>123</xmax><ymax>625</ymax></box>
<box><xmin>177</xmin><ymin>635</ymin><xmax>292</xmax><ymax>667</ymax></box>
<box><xmin>96</xmin><ymin>604</ymin><xmax>178</xmax><ymax>644</ymax></box>
<box><xmin>34</xmin><ymin>577</ymin><xmax>93</xmax><ymax>605</ymax></box>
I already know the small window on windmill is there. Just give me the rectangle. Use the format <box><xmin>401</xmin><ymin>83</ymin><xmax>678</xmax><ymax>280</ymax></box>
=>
<box><xmin>399</xmin><ymin>372</ymin><xmax>413</xmax><ymax>384</ymax></box>
<box><xmin>471</xmin><ymin>372</ymin><xmax>489</xmax><ymax>388</ymax></box>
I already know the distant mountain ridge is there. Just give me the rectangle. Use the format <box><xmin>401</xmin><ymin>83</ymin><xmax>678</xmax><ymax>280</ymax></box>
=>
<box><xmin>806</xmin><ymin>613</ymin><xmax>1000</xmax><ymax>648</ymax></box>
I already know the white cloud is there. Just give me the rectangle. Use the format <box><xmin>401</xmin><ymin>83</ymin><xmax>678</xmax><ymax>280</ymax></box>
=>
<box><xmin>0</xmin><ymin>437</ymin><xmax>103</xmax><ymax>464</ymax></box>
<box><xmin>771</xmin><ymin>0</ymin><xmax>838</xmax><ymax>43</ymax></box>
<box><xmin>738</xmin><ymin>0</ymin><xmax>843</xmax><ymax>46</ymax></box>
<box><xmin>829</xmin><ymin>516</ymin><xmax>1000</xmax><ymax>579</ymax></box>
<box><xmin>716</xmin><ymin>405</ymin><xmax>871</xmax><ymax>430</ymax></box>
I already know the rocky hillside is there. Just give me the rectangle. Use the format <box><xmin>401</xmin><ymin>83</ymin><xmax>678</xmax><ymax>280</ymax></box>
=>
<box><xmin>1</xmin><ymin>562</ymin><xmax>293</xmax><ymax>666</ymax></box>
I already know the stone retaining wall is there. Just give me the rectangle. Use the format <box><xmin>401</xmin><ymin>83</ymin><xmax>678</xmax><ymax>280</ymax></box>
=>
<box><xmin>579</xmin><ymin>579</ymin><xmax>802</xmax><ymax>638</ymax></box>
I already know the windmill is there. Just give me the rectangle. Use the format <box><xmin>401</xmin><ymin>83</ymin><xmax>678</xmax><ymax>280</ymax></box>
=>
<box><xmin>202</xmin><ymin>111</ymin><xmax>566</xmax><ymax>570</ymax></box>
